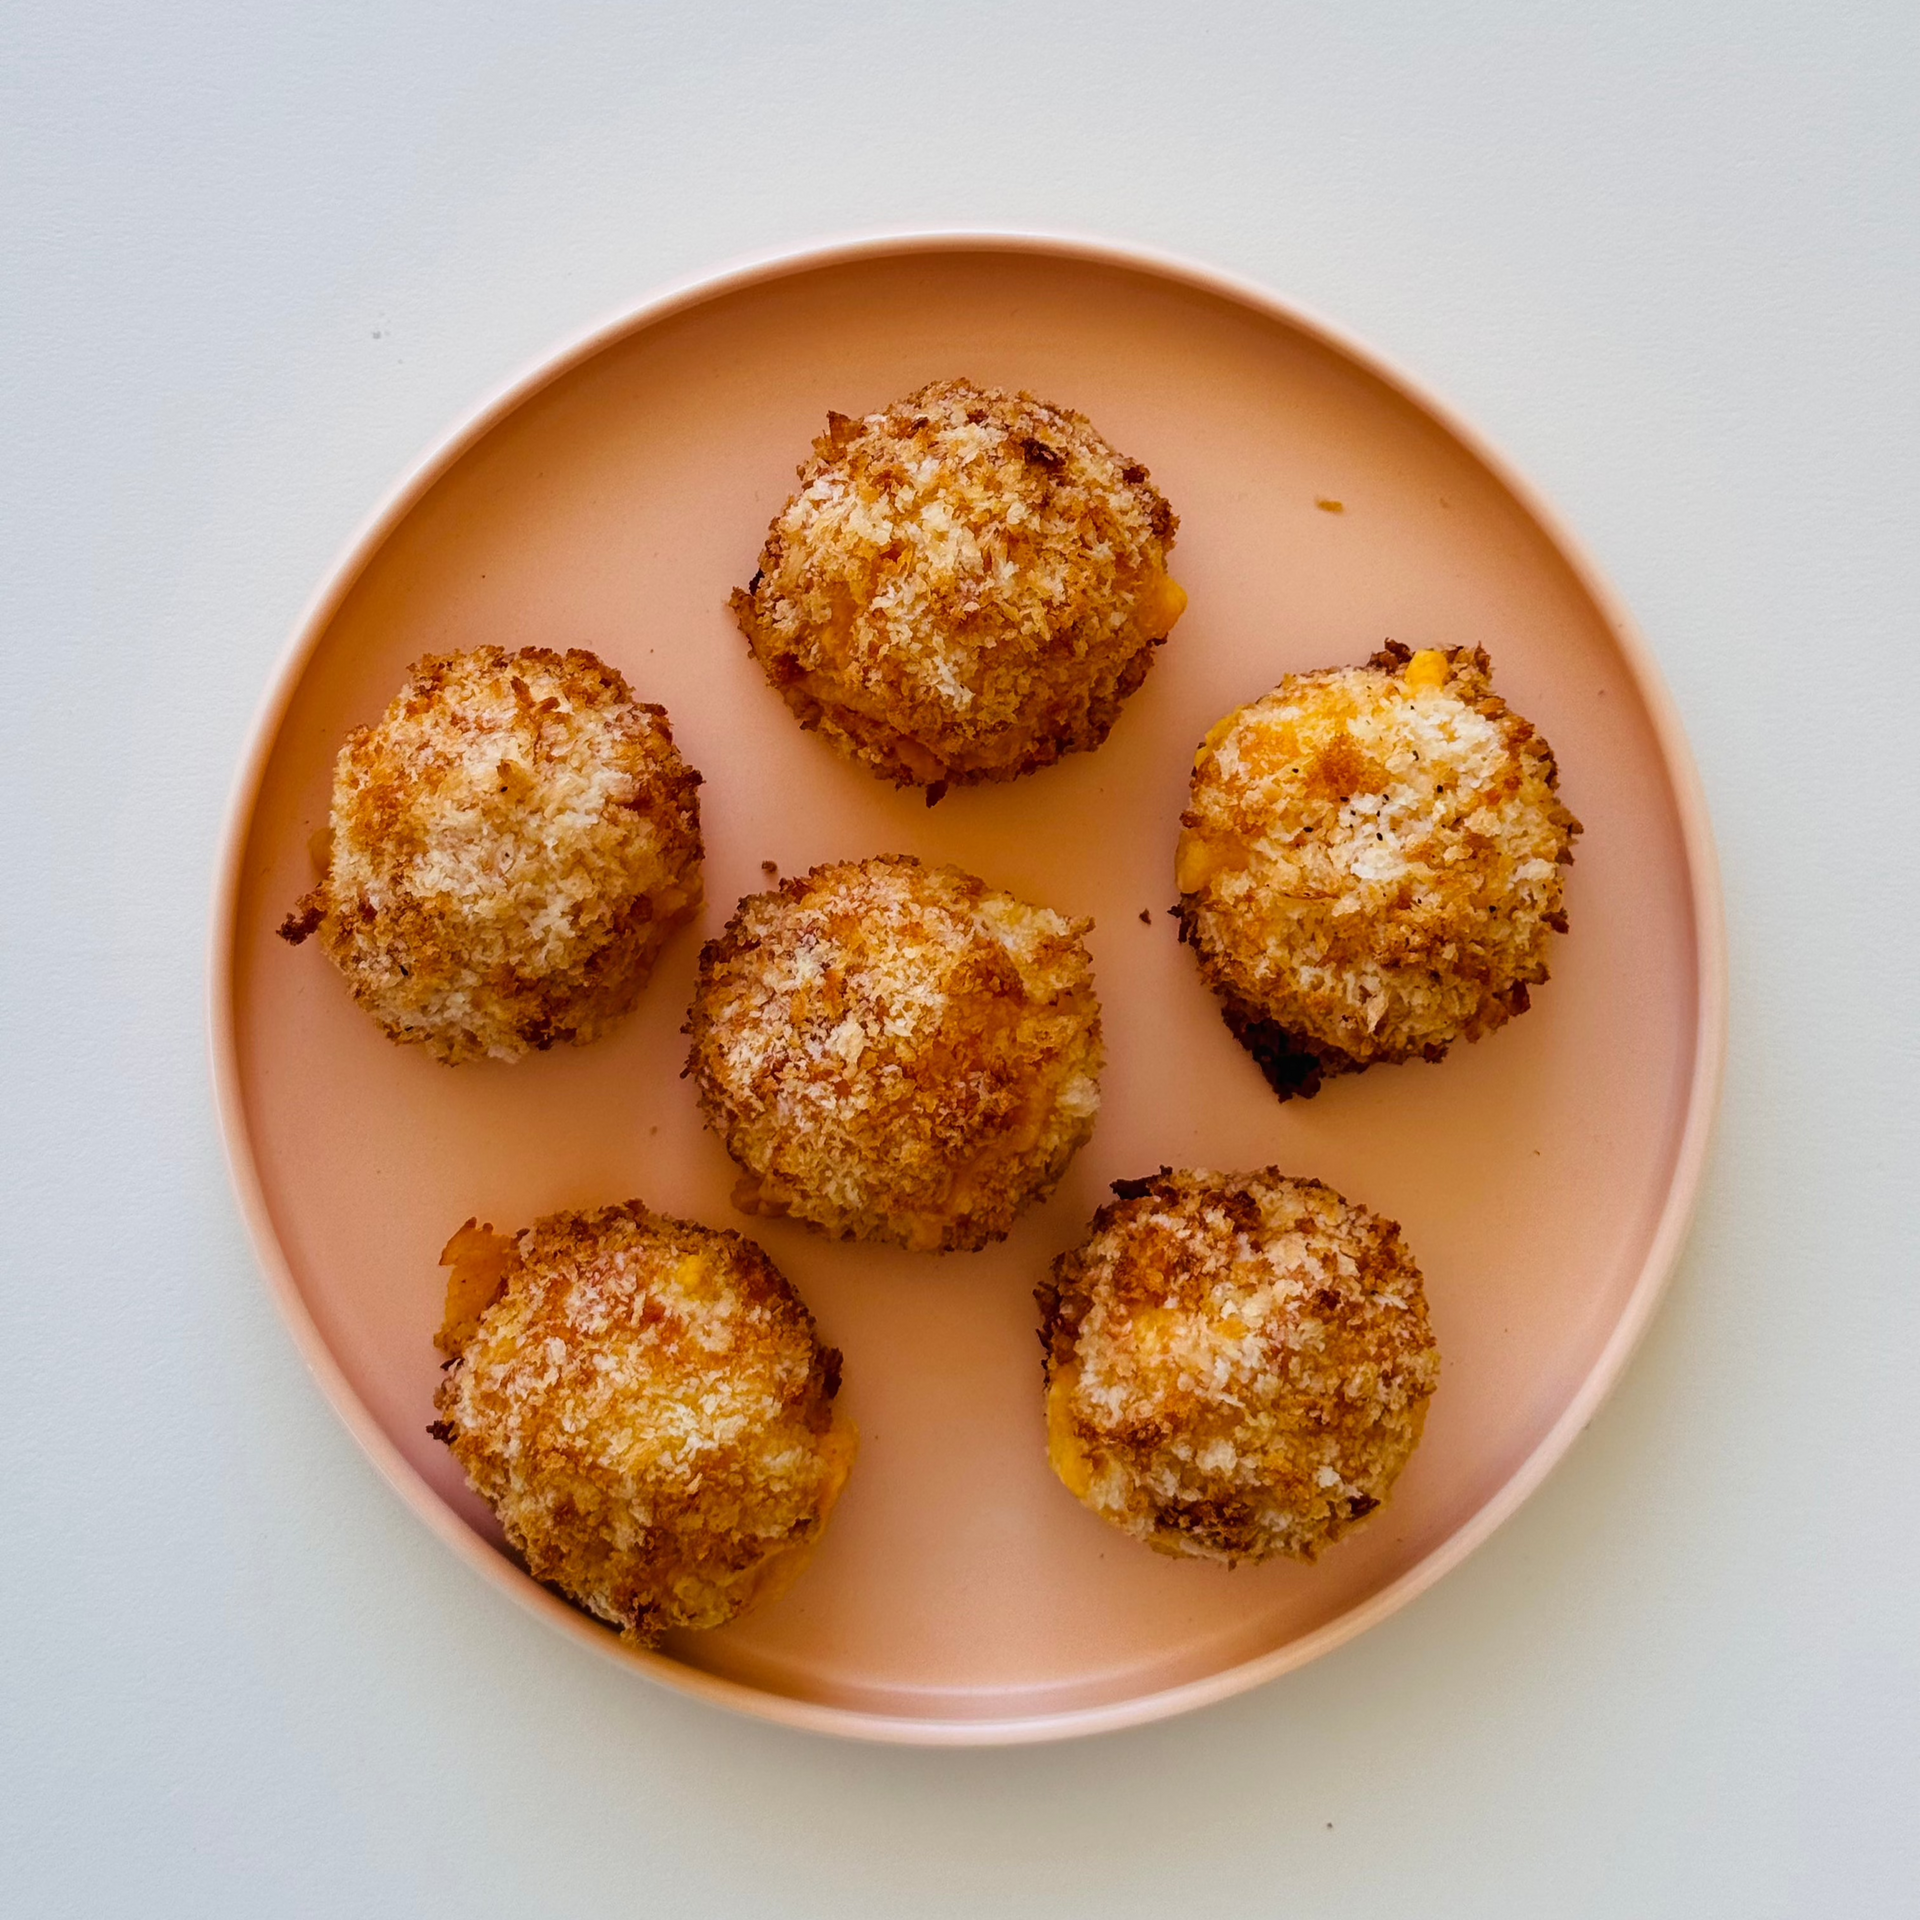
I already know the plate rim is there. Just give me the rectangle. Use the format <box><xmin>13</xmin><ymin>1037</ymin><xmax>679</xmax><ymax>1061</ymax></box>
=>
<box><xmin>207</xmin><ymin>227</ymin><xmax>1728</xmax><ymax>1747</ymax></box>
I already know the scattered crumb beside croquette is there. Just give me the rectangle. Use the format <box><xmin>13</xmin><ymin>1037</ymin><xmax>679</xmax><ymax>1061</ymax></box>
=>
<box><xmin>731</xmin><ymin>378</ymin><xmax>1185</xmax><ymax>797</ymax></box>
<box><xmin>1175</xmin><ymin>643</ymin><xmax>1579</xmax><ymax>1098</ymax></box>
<box><xmin>432</xmin><ymin>1201</ymin><xmax>854</xmax><ymax>1644</ymax></box>
<box><xmin>279</xmin><ymin>646</ymin><xmax>703</xmax><ymax>1064</ymax></box>
<box><xmin>1037</xmin><ymin>1168</ymin><xmax>1439</xmax><ymax>1564</ymax></box>
<box><xmin>685</xmin><ymin>855</ymin><xmax>1103</xmax><ymax>1252</ymax></box>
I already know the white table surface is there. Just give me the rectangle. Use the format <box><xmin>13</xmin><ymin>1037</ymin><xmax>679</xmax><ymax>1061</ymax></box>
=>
<box><xmin>5</xmin><ymin>4</ymin><xmax>1916</xmax><ymax>1913</ymax></box>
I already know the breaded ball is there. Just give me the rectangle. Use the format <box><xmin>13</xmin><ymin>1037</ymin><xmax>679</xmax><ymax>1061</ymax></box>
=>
<box><xmin>278</xmin><ymin>646</ymin><xmax>703</xmax><ymax>1063</ymax></box>
<box><xmin>1175</xmin><ymin>643</ymin><xmax>1580</xmax><ymax>1098</ymax></box>
<box><xmin>731</xmin><ymin>378</ymin><xmax>1186</xmax><ymax>798</ymax></box>
<box><xmin>431</xmin><ymin>1202</ymin><xmax>855</xmax><ymax>1645</ymax></box>
<box><xmin>1037</xmin><ymin>1168</ymin><xmax>1439</xmax><ymax>1564</ymax></box>
<box><xmin>685</xmin><ymin>855</ymin><xmax>1103</xmax><ymax>1252</ymax></box>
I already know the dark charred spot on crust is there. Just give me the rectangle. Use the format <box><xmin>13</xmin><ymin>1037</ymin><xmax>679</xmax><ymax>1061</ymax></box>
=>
<box><xmin>426</xmin><ymin>1419</ymin><xmax>455</xmax><ymax>1443</ymax></box>
<box><xmin>1161</xmin><ymin>1493</ymin><xmax>1263</xmax><ymax>1559</ymax></box>
<box><xmin>1219</xmin><ymin>1187</ymin><xmax>1263</xmax><ymax>1236</ymax></box>
<box><xmin>747</xmin><ymin>568</ymin><xmax>765</xmax><ymax>595</ymax></box>
<box><xmin>1021</xmin><ymin>436</ymin><xmax>1065</xmax><ymax>470</ymax></box>
<box><xmin>1034</xmin><ymin>1275</ymin><xmax>1061</xmax><ymax>1360</ymax></box>
<box><xmin>1150</xmin><ymin>500</ymin><xmax>1176</xmax><ymax>543</ymax></box>
<box><xmin>1173</xmin><ymin>866</ymin><xmax>1460</xmax><ymax>1096</ymax></box>
<box><xmin>1216</xmin><ymin>994</ymin><xmax>1342</xmax><ymax>1101</ymax></box>
<box><xmin>1109</xmin><ymin>1167</ymin><xmax>1175</xmax><ymax>1202</ymax></box>
<box><xmin>277</xmin><ymin>899</ymin><xmax>324</xmax><ymax>945</ymax></box>
<box><xmin>1346</xmin><ymin>1492</ymin><xmax>1379</xmax><ymax>1520</ymax></box>
<box><xmin>1122</xmin><ymin>461</ymin><xmax>1149</xmax><ymax>485</ymax></box>
<box><xmin>1367</xmin><ymin>637</ymin><xmax>1496</xmax><ymax>684</ymax></box>
<box><xmin>923</xmin><ymin>779</ymin><xmax>948</xmax><ymax>807</ymax></box>
<box><xmin>1036</xmin><ymin>1254</ymin><xmax>1096</xmax><ymax>1372</ymax></box>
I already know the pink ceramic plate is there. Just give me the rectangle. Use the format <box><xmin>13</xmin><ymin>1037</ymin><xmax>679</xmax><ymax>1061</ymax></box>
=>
<box><xmin>211</xmin><ymin>234</ymin><xmax>1724</xmax><ymax>1744</ymax></box>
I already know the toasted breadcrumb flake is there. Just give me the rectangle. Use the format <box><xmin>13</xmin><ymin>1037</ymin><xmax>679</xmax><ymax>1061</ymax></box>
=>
<box><xmin>1176</xmin><ymin>643</ymin><xmax>1579</xmax><ymax>1097</ymax></box>
<box><xmin>686</xmin><ymin>855</ymin><xmax>1103</xmax><ymax>1252</ymax></box>
<box><xmin>279</xmin><ymin>646</ymin><xmax>703</xmax><ymax>1063</ymax></box>
<box><xmin>1038</xmin><ymin>1169</ymin><xmax>1439</xmax><ymax>1563</ymax></box>
<box><xmin>732</xmin><ymin>378</ymin><xmax>1184</xmax><ymax>792</ymax></box>
<box><xmin>433</xmin><ymin>1201</ymin><xmax>854</xmax><ymax>1644</ymax></box>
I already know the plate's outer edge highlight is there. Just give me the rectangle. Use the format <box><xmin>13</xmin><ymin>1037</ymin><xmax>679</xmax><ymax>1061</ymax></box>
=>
<box><xmin>208</xmin><ymin>228</ymin><xmax>1728</xmax><ymax>1747</ymax></box>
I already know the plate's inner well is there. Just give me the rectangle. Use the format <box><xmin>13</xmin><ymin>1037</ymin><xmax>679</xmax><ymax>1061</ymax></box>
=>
<box><xmin>228</xmin><ymin>249</ymin><xmax>1701</xmax><ymax>1725</ymax></box>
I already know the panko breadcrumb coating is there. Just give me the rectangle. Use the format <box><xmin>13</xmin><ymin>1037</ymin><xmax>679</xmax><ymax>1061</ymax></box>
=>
<box><xmin>279</xmin><ymin>647</ymin><xmax>703</xmax><ymax>1063</ymax></box>
<box><xmin>1176</xmin><ymin>643</ymin><xmax>1580</xmax><ymax>1098</ymax></box>
<box><xmin>1038</xmin><ymin>1169</ymin><xmax>1439</xmax><ymax>1564</ymax></box>
<box><xmin>731</xmin><ymin>378</ymin><xmax>1186</xmax><ymax>798</ymax></box>
<box><xmin>431</xmin><ymin>1202</ymin><xmax>855</xmax><ymax>1645</ymax></box>
<box><xmin>685</xmin><ymin>855</ymin><xmax>1103</xmax><ymax>1253</ymax></box>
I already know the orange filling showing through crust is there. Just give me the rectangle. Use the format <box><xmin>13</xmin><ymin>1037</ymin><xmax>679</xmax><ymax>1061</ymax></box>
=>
<box><xmin>743</xmin><ymin>1417</ymin><xmax>860</xmax><ymax>1608</ymax></box>
<box><xmin>1175</xmin><ymin>648</ymin><xmax>1457</xmax><ymax>897</ymax></box>
<box><xmin>435</xmin><ymin>1219</ymin><xmax>518</xmax><ymax>1357</ymax></box>
<box><xmin>1137</xmin><ymin>568</ymin><xmax>1189</xmax><ymax>638</ymax></box>
<box><xmin>1046</xmin><ymin>1369</ymin><xmax>1093</xmax><ymax>1499</ymax></box>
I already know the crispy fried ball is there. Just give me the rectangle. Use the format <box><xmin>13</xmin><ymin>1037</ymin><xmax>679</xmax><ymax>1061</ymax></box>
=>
<box><xmin>1037</xmin><ymin>1168</ymin><xmax>1439</xmax><ymax>1564</ymax></box>
<box><xmin>685</xmin><ymin>855</ymin><xmax>1103</xmax><ymax>1253</ymax></box>
<box><xmin>279</xmin><ymin>647</ymin><xmax>703</xmax><ymax>1063</ymax></box>
<box><xmin>731</xmin><ymin>378</ymin><xmax>1186</xmax><ymax>798</ymax></box>
<box><xmin>431</xmin><ymin>1202</ymin><xmax>855</xmax><ymax>1645</ymax></box>
<box><xmin>1175</xmin><ymin>643</ymin><xmax>1580</xmax><ymax>1098</ymax></box>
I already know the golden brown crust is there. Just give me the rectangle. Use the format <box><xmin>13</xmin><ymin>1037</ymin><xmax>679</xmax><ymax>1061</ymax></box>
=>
<box><xmin>732</xmin><ymin>378</ymin><xmax>1184</xmax><ymax>794</ymax></box>
<box><xmin>1038</xmin><ymin>1169</ymin><xmax>1439</xmax><ymax>1564</ymax></box>
<box><xmin>685</xmin><ymin>855</ymin><xmax>1103</xmax><ymax>1252</ymax></box>
<box><xmin>431</xmin><ymin>1201</ymin><xmax>853</xmax><ymax>1644</ymax></box>
<box><xmin>280</xmin><ymin>646</ymin><xmax>704</xmax><ymax>1063</ymax></box>
<box><xmin>1175</xmin><ymin>643</ymin><xmax>1579</xmax><ymax>1096</ymax></box>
